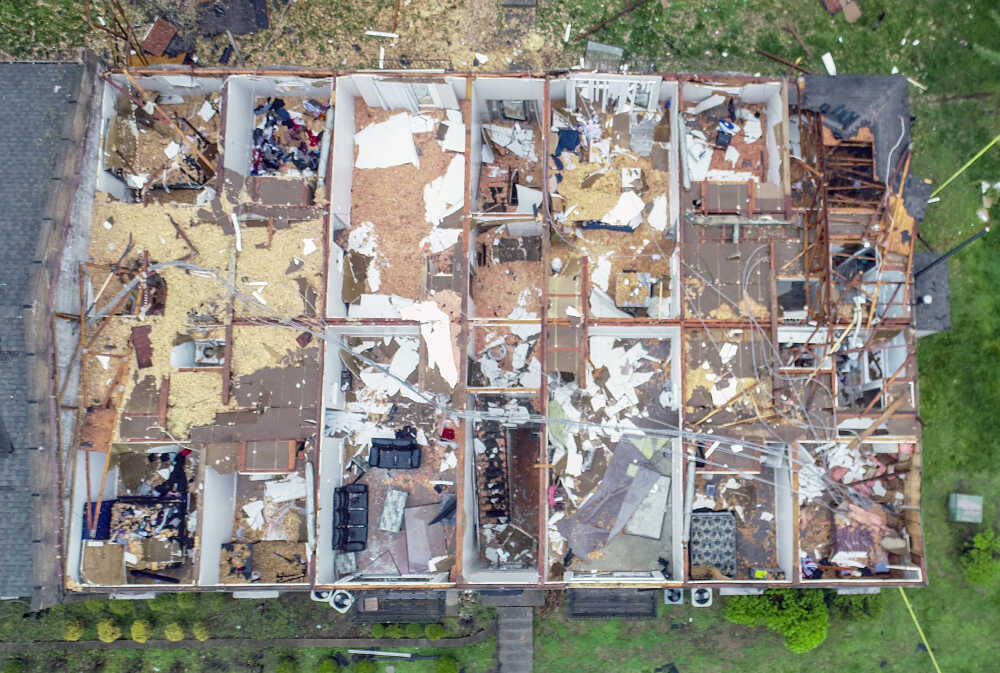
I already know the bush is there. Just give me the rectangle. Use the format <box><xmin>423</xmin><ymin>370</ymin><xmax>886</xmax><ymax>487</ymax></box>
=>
<box><xmin>83</xmin><ymin>600</ymin><xmax>107</xmax><ymax>614</ymax></box>
<box><xmin>202</xmin><ymin>592</ymin><xmax>228</xmax><ymax>611</ymax></box>
<box><xmin>175</xmin><ymin>593</ymin><xmax>197</xmax><ymax>610</ymax></box>
<box><xmin>275</xmin><ymin>656</ymin><xmax>296</xmax><ymax>673</ymax></box>
<box><xmin>146</xmin><ymin>594</ymin><xmax>176</xmax><ymax>615</ymax></box>
<box><xmin>141</xmin><ymin>649</ymin><xmax>175</xmax><ymax>673</ymax></box>
<box><xmin>369</xmin><ymin>624</ymin><xmax>385</xmax><ymax>638</ymax></box>
<box><xmin>130</xmin><ymin>619</ymin><xmax>153</xmax><ymax>644</ymax></box>
<box><xmin>434</xmin><ymin>656</ymin><xmax>459</xmax><ymax>673</ymax></box>
<box><xmin>724</xmin><ymin>589</ymin><xmax>828</xmax><ymax>653</ymax></box>
<box><xmin>107</xmin><ymin>600</ymin><xmax>134</xmax><ymax>618</ymax></box>
<box><xmin>62</xmin><ymin>618</ymin><xmax>84</xmax><ymax>642</ymax></box>
<box><xmin>162</xmin><ymin>622</ymin><xmax>184</xmax><ymax>642</ymax></box>
<box><xmin>405</xmin><ymin>623</ymin><xmax>423</xmax><ymax>638</ymax></box>
<box><xmin>828</xmin><ymin>592</ymin><xmax>884</xmax><ymax>621</ymax></box>
<box><xmin>191</xmin><ymin>621</ymin><xmax>210</xmax><ymax>642</ymax></box>
<box><xmin>384</xmin><ymin>624</ymin><xmax>403</xmax><ymax>639</ymax></box>
<box><xmin>316</xmin><ymin>659</ymin><xmax>340</xmax><ymax>673</ymax></box>
<box><xmin>97</xmin><ymin>619</ymin><xmax>122</xmax><ymax>643</ymax></box>
<box><xmin>1</xmin><ymin>661</ymin><xmax>25</xmax><ymax>673</ymax></box>
<box><xmin>352</xmin><ymin>661</ymin><xmax>376</xmax><ymax>673</ymax></box>
<box><xmin>425</xmin><ymin>623</ymin><xmax>447</xmax><ymax>640</ymax></box>
<box><xmin>961</xmin><ymin>529</ymin><xmax>1000</xmax><ymax>586</ymax></box>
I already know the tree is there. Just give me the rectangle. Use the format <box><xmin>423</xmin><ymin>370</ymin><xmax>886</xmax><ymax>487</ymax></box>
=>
<box><xmin>191</xmin><ymin>621</ymin><xmax>211</xmax><ymax>642</ymax></box>
<box><xmin>130</xmin><ymin>619</ymin><xmax>152</xmax><ymax>644</ymax></box>
<box><xmin>62</xmin><ymin>618</ymin><xmax>84</xmax><ymax>642</ymax></box>
<box><xmin>146</xmin><ymin>594</ymin><xmax>176</xmax><ymax>616</ymax></box>
<box><xmin>316</xmin><ymin>659</ymin><xmax>340</xmax><ymax>673</ymax></box>
<box><xmin>434</xmin><ymin>656</ymin><xmax>459</xmax><ymax>673</ymax></box>
<box><xmin>175</xmin><ymin>592</ymin><xmax>197</xmax><ymax>610</ymax></box>
<box><xmin>96</xmin><ymin>619</ymin><xmax>122</xmax><ymax>643</ymax></box>
<box><xmin>961</xmin><ymin>529</ymin><xmax>1000</xmax><ymax>586</ymax></box>
<box><xmin>274</xmin><ymin>656</ymin><xmax>296</xmax><ymax>673</ymax></box>
<box><xmin>405</xmin><ymin>623</ymin><xmax>423</xmax><ymax>638</ymax></box>
<box><xmin>1</xmin><ymin>660</ymin><xmax>25</xmax><ymax>673</ymax></box>
<box><xmin>163</xmin><ymin>622</ymin><xmax>185</xmax><ymax>642</ymax></box>
<box><xmin>425</xmin><ymin>623</ymin><xmax>447</xmax><ymax>640</ymax></box>
<box><xmin>724</xmin><ymin>589</ymin><xmax>828</xmax><ymax>653</ymax></box>
<box><xmin>384</xmin><ymin>624</ymin><xmax>403</xmax><ymax>639</ymax></box>
<box><xmin>369</xmin><ymin>624</ymin><xmax>385</xmax><ymax>638</ymax></box>
<box><xmin>83</xmin><ymin>600</ymin><xmax>107</xmax><ymax>615</ymax></box>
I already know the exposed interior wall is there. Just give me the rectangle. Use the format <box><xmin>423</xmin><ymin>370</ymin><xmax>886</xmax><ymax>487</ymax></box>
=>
<box><xmin>662</xmin><ymin>80</ymin><xmax>681</xmax><ymax>235</ymax></box>
<box><xmin>314</xmin><ymin>436</ymin><xmax>344</xmax><ymax>585</ymax></box>
<box><xmin>774</xmin><ymin>457</ymin><xmax>795</xmax><ymax>579</ymax></box>
<box><xmin>67</xmin><ymin>450</ymin><xmax>119</xmax><ymax>582</ymax></box>
<box><xmin>223</xmin><ymin>75</ymin><xmax>333</xmax><ymax>178</ymax></box>
<box><xmin>198</xmin><ymin>466</ymin><xmax>237</xmax><ymax>585</ymax></box>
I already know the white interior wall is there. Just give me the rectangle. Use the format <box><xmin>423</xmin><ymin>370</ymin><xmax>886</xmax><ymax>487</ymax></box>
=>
<box><xmin>314</xmin><ymin>436</ymin><xmax>344</xmax><ymax>585</ymax></box>
<box><xmin>775</xmin><ymin>459</ymin><xmax>795</xmax><ymax>579</ymax></box>
<box><xmin>68</xmin><ymin>451</ymin><xmax>119</xmax><ymax>582</ymax></box>
<box><xmin>662</xmin><ymin>81</ymin><xmax>681</xmax><ymax>235</ymax></box>
<box><xmin>198</xmin><ymin>467</ymin><xmax>237</xmax><ymax>585</ymax></box>
<box><xmin>223</xmin><ymin>75</ymin><xmax>334</xmax><ymax>177</ymax></box>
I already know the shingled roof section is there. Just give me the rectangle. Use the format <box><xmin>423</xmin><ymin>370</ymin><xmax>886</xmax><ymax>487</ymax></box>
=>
<box><xmin>801</xmin><ymin>75</ymin><xmax>911</xmax><ymax>184</ymax></box>
<box><xmin>0</xmin><ymin>62</ymin><xmax>86</xmax><ymax>599</ymax></box>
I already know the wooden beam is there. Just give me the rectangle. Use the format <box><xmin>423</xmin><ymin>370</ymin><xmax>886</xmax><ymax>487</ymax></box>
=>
<box><xmin>847</xmin><ymin>394</ymin><xmax>908</xmax><ymax>450</ymax></box>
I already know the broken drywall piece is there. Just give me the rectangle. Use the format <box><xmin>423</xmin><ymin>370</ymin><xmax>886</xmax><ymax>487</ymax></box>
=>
<box><xmin>602</xmin><ymin>190</ymin><xmax>645</xmax><ymax>229</ymax></box>
<box><xmin>514</xmin><ymin>184</ymin><xmax>543</xmax><ymax>214</ymax></box>
<box><xmin>424</xmin><ymin>154</ymin><xmax>465</xmax><ymax>225</ymax></box>
<box><xmin>438</xmin><ymin>109</ymin><xmax>466</xmax><ymax>153</ymax></box>
<box><xmin>742</xmin><ymin>116</ymin><xmax>762</xmax><ymax>144</ymax></box>
<box><xmin>420</xmin><ymin>227</ymin><xmax>462</xmax><ymax>254</ymax></box>
<box><xmin>355</xmin><ymin>112</ymin><xmax>419</xmax><ymax>169</ymax></box>
<box><xmin>302</xmin><ymin>238</ymin><xmax>318</xmax><ymax>256</ymax></box>
<box><xmin>198</xmin><ymin>99</ymin><xmax>216</xmax><ymax>122</ymax></box>
<box><xmin>689</xmin><ymin>93</ymin><xmax>726</xmax><ymax>115</ymax></box>
<box><xmin>648</xmin><ymin>194</ymin><xmax>668</xmax><ymax>231</ymax></box>
<box><xmin>485</xmin><ymin>123</ymin><xmax>538</xmax><ymax>162</ymax></box>
<box><xmin>265</xmin><ymin>474</ymin><xmax>307</xmax><ymax>503</ymax></box>
<box><xmin>348</xmin><ymin>293</ymin><xmax>415</xmax><ymax>318</ymax></box>
<box><xmin>719</xmin><ymin>342</ymin><xmax>738</xmax><ymax>364</ymax></box>
<box><xmin>725</xmin><ymin>145</ymin><xmax>740</xmax><ymax>168</ymax></box>
<box><xmin>410</xmin><ymin>113</ymin><xmax>438</xmax><ymax>134</ymax></box>
<box><xmin>589</xmin><ymin>287</ymin><xmax>630</xmax><ymax>318</ymax></box>
<box><xmin>686</xmin><ymin>130</ymin><xmax>711</xmax><ymax>183</ymax></box>
<box><xmin>400</xmin><ymin>301</ymin><xmax>459</xmax><ymax>388</ymax></box>
<box><xmin>164</xmin><ymin>141</ymin><xmax>181</xmax><ymax>159</ymax></box>
<box><xmin>242</xmin><ymin>500</ymin><xmax>265</xmax><ymax>530</ymax></box>
<box><xmin>592</xmin><ymin>253</ymin><xmax>613</xmax><ymax>292</ymax></box>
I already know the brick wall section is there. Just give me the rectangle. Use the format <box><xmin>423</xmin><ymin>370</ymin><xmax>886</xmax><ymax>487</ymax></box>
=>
<box><xmin>0</xmin><ymin>62</ymin><xmax>86</xmax><ymax>598</ymax></box>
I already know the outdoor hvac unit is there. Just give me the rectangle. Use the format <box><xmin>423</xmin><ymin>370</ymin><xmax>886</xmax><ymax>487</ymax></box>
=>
<box><xmin>193</xmin><ymin>340</ymin><xmax>225</xmax><ymax>366</ymax></box>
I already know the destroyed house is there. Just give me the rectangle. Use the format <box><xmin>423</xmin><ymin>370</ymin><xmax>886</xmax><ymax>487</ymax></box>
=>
<box><xmin>55</xmin><ymin>70</ymin><xmax>928</xmax><ymax>597</ymax></box>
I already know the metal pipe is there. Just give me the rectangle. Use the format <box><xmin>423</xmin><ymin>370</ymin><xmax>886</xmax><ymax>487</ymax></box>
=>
<box><xmin>914</xmin><ymin>225</ymin><xmax>990</xmax><ymax>278</ymax></box>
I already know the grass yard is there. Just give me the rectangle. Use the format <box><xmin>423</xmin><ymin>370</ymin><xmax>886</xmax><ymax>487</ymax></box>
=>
<box><xmin>0</xmin><ymin>1</ymin><xmax>998</xmax><ymax>671</ymax></box>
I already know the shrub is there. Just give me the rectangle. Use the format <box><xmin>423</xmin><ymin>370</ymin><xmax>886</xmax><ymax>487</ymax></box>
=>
<box><xmin>352</xmin><ymin>661</ymin><xmax>376</xmax><ymax>673</ymax></box>
<box><xmin>202</xmin><ymin>592</ymin><xmax>228</xmax><ymax>611</ymax></box>
<box><xmin>62</xmin><ymin>618</ymin><xmax>84</xmax><ymax>642</ymax></box>
<box><xmin>434</xmin><ymin>656</ymin><xmax>459</xmax><ymax>673</ymax></box>
<box><xmin>316</xmin><ymin>659</ymin><xmax>340</xmax><ymax>673</ymax></box>
<box><xmin>163</xmin><ymin>622</ymin><xmax>184</xmax><ymax>642</ymax></box>
<box><xmin>83</xmin><ymin>600</ymin><xmax>107</xmax><ymax>614</ymax></box>
<box><xmin>961</xmin><ymin>529</ymin><xmax>1000</xmax><ymax>586</ymax></box>
<box><xmin>369</xmin><ymin>624</ymin><xmax>385</xmax><ymax>638</ymax></box>
<box><xmin>384</xmin><ymin>624</ymin><xmax>403</xmax><ymax>639</ymax></box>
<box><xmin>97</xmin><ymin>618</ymin><xmax>122</xmax><ymax>643</ymax></box>
<box><xmin>405</xmin><ymin>623</ymin><xmax>423</xmax><ymax>638</ymax></box>
<box><xmin>141</xmin><ymin>649</ymin><xmax>175</xmax><ymax>673</ymax></box>
<box><xmin>191</xmin><ymin>621</ymin><xmax>210</xmax><ymax>642</ymax></box>
<box><xmin>828</xmin><ymin>592</ymin><xmax>884</xmax><ymax>621</ymax></box>
<box><xmin>724</xmin><ymin>589</ymin><xmax>828</xmax><ymax>654</ymax></box>
<box><xmin>146</xmin><ymin>594</ymin><xmax>176</xmax><ymax>615</ymax></box>
<box><xmin>1</xmin><ymin>661</ymin><xmax>25</xmax><ymax>673</ymax></box>
<box><xmin>175</xmin><ymin>592</ymin><xmax>197</xmax><ymax>610</ymax></box>
<box><xmin>425</xmin><ymin>623</ymin><xmax>447</xmax><ymax>640</ymax></box>
<box><xmin>107</xmin><ymin>600</ymin><xmax>134</xmax><ymax>618</ymax></box>
<box><xmin>275</xmin><ymin>656</ymin><xmax>296</xmax><ymax>673</ymax></box>
<box><xmin>130</xmin><ymin>619</ymin><xmax>153</xmax><ymax>644</ymax></box>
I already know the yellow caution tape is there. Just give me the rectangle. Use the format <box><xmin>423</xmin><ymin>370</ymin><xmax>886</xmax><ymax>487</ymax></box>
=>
<box><xmin>898</xmin><ymin>587</ymin><xmax>943</xmax><ymax>673</ymax></box>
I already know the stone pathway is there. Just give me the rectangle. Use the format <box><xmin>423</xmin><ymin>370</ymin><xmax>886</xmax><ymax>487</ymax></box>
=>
<box><xmin>497</xmin><ymin>606</ymin><xmax>533</xmax><ymax>673</ymax></box>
